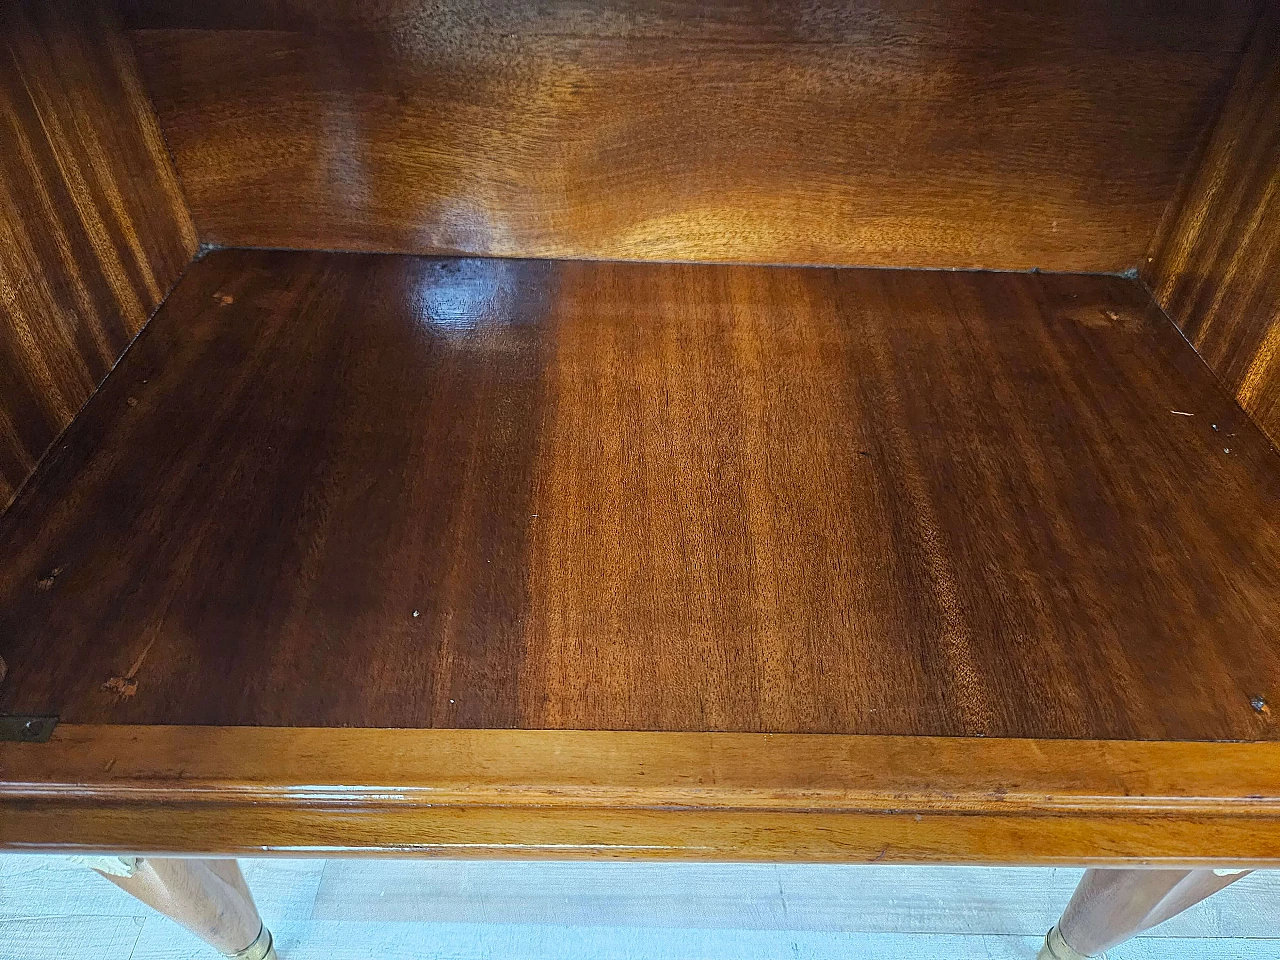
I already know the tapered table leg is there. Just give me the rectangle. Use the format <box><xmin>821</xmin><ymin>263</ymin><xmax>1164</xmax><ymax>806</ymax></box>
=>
<box><xmin>93</xmin><ymin>858</ymin><xmax>276</xmax><ymax>959</ymax></box>
<box><xmin>1040</xmin><ymin>868</ymin><xmax>1250</xmax><ymax>958</ymax></box>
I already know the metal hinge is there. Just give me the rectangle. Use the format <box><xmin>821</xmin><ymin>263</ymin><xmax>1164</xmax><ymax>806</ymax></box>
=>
<box><xmin>0</xmin><ymin>715</ymin><xmax>58</xmax><ymax>742</ymax></box>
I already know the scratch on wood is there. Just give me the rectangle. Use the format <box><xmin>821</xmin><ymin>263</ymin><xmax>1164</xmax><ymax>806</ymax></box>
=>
<box><xmin>102</xmin><ymin>676</ymin><xmax>138</xmax><ymax>700</ymax></box>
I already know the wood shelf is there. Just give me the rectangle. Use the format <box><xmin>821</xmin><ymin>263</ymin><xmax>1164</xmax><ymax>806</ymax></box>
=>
<box><xmin>2</xmin><ymin>249</ymin><xmax>1278</xmax><ymax>741</ymax></box>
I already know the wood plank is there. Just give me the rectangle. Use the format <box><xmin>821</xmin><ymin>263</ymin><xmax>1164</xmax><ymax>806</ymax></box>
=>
<box><xmin>8</xmin><ymin>727</ymin><xmax>1280</xmax><ymax>862</ymax></box>
<box><xmin>309</xmin><ymin>861</ymin><xmax>1280</xmax><ymax>938</ymax></box>
<box><xmin>1</xmin><ymin>251</ymin><xmax>1278</xmax><ymax>738</ymax></box>
<box><xmin>1146</xmin><ymin>8</ymin><xmax>1280</xmax><ymax>450</ymax></box>
<box><xmin>15</xmin><ymin>727</ymin><xmax>1280</xmax><ymax>815</ymax></box>
<box><xmin>770</xmin><ymin>867</ymin><xmax>1280</xmax><ymax>940</ymax></box>
<box><xmin>0</xmin><ymin>0</ymin><xmax>197</xmax><ymax>508</ymax></box>
<box><xmin>120</xmin><ymin>921</ymin><xmax>1280</xmax><ymax>960</ymax></box>
<box><xmin>0</xmin><ymin>916</ymin><xmax>143</xmax><ymax>960</ymax></box>
<box><xmin>0</xmin><ymin>855</ymin><xmax>324</xmax><ymax>925</ymax></box>
<box><xmin>0</xmin><ymin>855</ymin><xmax>147</xmax><ymax>919</ymax></box>
<box><xmin>312</xmin><ymin>861</ymin><xmax>794</xmax><ymax>929</ymax></box>
<box><xmin>118</xmin><ymin>0</ymin><xmax>1256</xmax><ymax>271</ymax></box>
<box><xmin>7</xmin><ymin>854</ymin><xmax>1279</xmax><ymax>940</ymax></box>
<box><xmin>129</xmin><ymin>918</ymin><xmax>1035</xmax><ymax>960</ymax></box>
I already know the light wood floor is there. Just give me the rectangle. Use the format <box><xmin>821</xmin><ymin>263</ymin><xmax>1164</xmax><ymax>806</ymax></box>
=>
<box><xmin>1</xmin><ymin>858</ymin><xmax>1276</xmax><ymax>959</ymax></box>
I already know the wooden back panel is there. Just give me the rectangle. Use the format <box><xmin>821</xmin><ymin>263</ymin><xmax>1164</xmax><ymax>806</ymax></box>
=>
<box><xmin>120</xmin><ymin>0</ymin><xmax>1257</xmax><ymax>271</ymax></box>
<box><xmin>1147</xmin><ymin>8</ymin><xmax>1280</xmax><ymax>450</ymax></box>
<box><xmin>0</xmin><ymin>0</ymin><xmax>196</xmax><ymax>508</ymax></box>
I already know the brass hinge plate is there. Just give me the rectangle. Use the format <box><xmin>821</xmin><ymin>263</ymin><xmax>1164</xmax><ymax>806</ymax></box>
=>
<box><xmin>0</xmin><ymin>715</ymin><xmax>58</xmax><ymax>743</ymax></box>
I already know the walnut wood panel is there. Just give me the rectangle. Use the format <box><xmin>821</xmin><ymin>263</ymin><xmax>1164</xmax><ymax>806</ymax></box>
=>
<box><xmin>6</xmin><ymin>726</ymin><xmax>1280</xmax><ymax>863</ymax></box>
<box><xmin>118</xmin><ymin>0</ymin><xmax>1256</xmax><ymax>270</ymax></box>
<box><xmin>0</xmin><ymin>0</ymin><xmax>197</xmax><ymax>508</ymax></box>
<box><xmin>1</xmin><ymin>251</ymin><xmax>1278</xmax><ymax>738</ymax></box>
<box><xmin>1146</xmin><ymin>8</ymin><xmax>1280</xmax><ymax>450</ymax></box>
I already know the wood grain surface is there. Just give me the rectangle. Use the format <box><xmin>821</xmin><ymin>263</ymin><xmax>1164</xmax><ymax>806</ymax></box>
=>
<box><xmin>1</xmin><ymin>250</ymin><xmax>1278</xmax><ymax>738</ymax></box>
<box><xmin>7</xmin><ymin>726</ymin><xmax>1280</xmax><ymax>863</ymax></box>
<box><xmin>118</xmin><ymin>0</ymin><xmax>1256</xmax><ymax>271</ymax></box>
<box><xmin>0</xmin><ymin>0</ymin><xmax>197</xmax><ymax>508</ymax></box>
<box><xmin>1146</xmin><ymin>8</ymin><xmax>1280</xmax><ymax>450</ymax></box>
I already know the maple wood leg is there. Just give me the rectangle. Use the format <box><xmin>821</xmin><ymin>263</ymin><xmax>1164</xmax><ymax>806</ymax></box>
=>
<box><xmin>95</xmin><ymin>858</ymin><xmax>276</xmax><ymax>958</ymax></box>
<box><xmin>1039</xmin><ymin>868</ymin><xmax>1250</xmax><ymax>958</ymax></box>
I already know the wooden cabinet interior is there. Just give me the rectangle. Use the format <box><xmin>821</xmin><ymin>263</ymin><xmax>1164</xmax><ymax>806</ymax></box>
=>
<box><xmin>1</xmin><ymin>0</ymin><xmax>1280</xmax><ymax>862</ymax></box>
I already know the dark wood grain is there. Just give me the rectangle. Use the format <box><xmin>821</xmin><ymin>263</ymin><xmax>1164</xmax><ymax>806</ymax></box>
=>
<box><xmin>9</xmin><ymin>726</ymin><xmax>1280</xmax><ymax>862</ymax></box>
<box><xmin>1</xmin><ymin>250</ymin><xmax>1278</xmax><ymax>738</ymax></box>
<box><xmin>1146</xmin><ymin>7</ymin><xmax>1280</xmax><ymax>451</ymax></box>
<box><xmin>118</xmin><ymin>0</ymin><xmax>1256</xmax><ymax>271</ymax></box>
<box><xmin>0</xmin><ymin>0</ymin><xmax>198</xmax><ymax>508</ymax></box>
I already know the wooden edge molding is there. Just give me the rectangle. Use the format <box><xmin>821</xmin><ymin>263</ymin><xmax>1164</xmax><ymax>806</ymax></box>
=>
<box><xmin>4</xmin><ymin>726</ymin><xmax>1280</xmax><ymax>864</ymax></box>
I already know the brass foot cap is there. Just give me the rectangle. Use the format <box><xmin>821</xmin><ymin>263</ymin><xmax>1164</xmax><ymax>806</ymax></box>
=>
<box><xmin>1039</xmin><ymin>925</ymin><xmax>1098</xmax><ymax>960</ymax></box>
<box><xmin>226</xmin><ymin>924</ymin><xmax>276</xmax><ymax>960</ymax></box>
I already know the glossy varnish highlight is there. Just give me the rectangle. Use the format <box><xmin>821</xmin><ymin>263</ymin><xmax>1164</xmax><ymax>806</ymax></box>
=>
<box><xmin>119</xmin><ymin>0</ymin><xmax>1256</xmax><ymax>271</ymax></box>
<box><xmin>0</xmin><ymin>0</ymin><xmax>197</xmax><ymax>507</ymax></box>
<box><xmin>1</xmin><ymin>250</ymin><xmax>1278</xmax><ymax>739</ymax></box>
<box><xmin>1147</xmin><ymin>8</ymin><xmax>1280</xmax><ymax>450</ymax></box>
<box><xmin>9</xmin><ymin>726</ymin><xmax>1280</xmax><ymax>861</ymax></box>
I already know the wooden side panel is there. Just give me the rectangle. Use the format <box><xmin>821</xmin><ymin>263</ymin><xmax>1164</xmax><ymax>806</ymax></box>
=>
<box><xmin>0</xmin><ymin>0</ymin><xmax>197</xmax><ymax>508</ymax></box>
<box><xmin>119</xmin><ymin>0</ymin><xmax>1255</xmax><ymax>271</ymax></box>
<box><xmin>1146</xmin><ymin>9</ymin><xmax>1280</xmax><ymax>449</ymax></box>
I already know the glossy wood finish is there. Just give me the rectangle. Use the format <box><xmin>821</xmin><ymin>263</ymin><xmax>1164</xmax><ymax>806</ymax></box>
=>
<box><xmin>1146</xmin><ymin>8</ymin><xmax>1280</xmax><ymax>450</ymax></box>
<box><xmin>1049</xmin><ymin>869</ymin><xmax>1251</xmax><ymax>958</ymax></box>
<box><xmin>1</xmin><ymin>250</ymin><xmax>1278</xmax><ymax>738</ymax></box>
<box><xmin>119</xmin><ymin>0</ymin><xmax>1256</xmax><ymax>271</ymax></box>
<box><xmin>8</xmin><ymin>726</ymin><xmax>1280</xmax><ymax>862</ymax></box>
<box><xmin>0</xmin><ymin>0</ymin><xmax>198</xmax><ymax>508</ymax></box>
<box><xmin>102</xmin><ymin>859</ymin><xmax>270</xmax><ymax>957</ymax></box>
